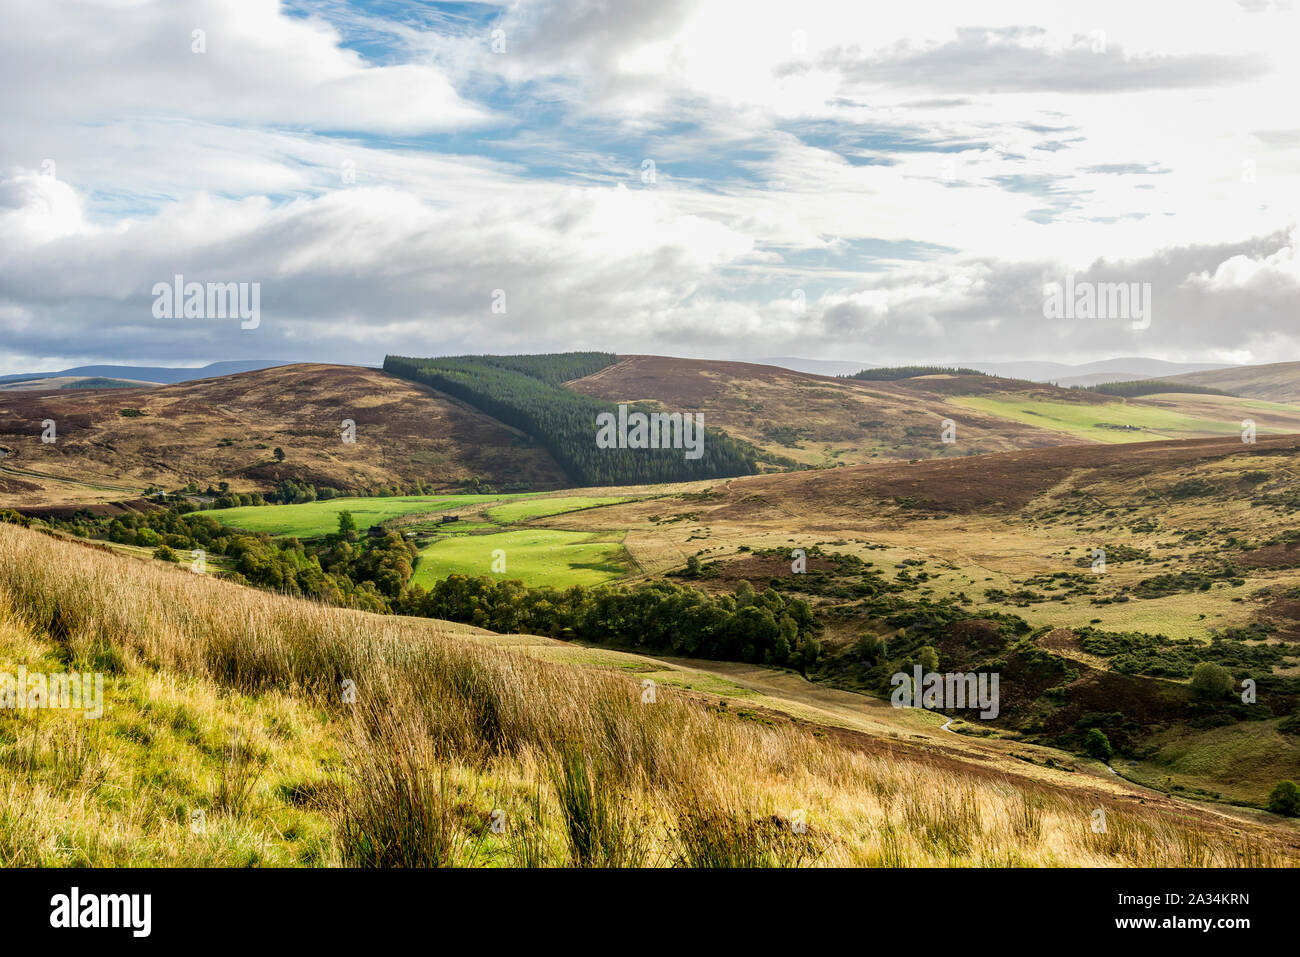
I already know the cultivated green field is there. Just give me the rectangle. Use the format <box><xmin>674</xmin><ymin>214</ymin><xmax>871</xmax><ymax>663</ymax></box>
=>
<box><xmin>952</xmin><ymin>395</ymin><xmax>1288</xmax><ymax>443</ymax></box>
<box><xmin>485</xmin><ymin>495</ymin><xmax>634</xmax><ymax>524</ymax></box>
<box><xmin>411</xmin><ymin>528</ymin><xmax>629</xmax><ymax>588</ymax></box>
<box><xmin>212</xmin><ymin>491</ymin><xmax>646</xmax><ymax>588</ymax></box>
<box><xmin>212</xmin><ymin>493</ymin><xmax>534</xmax><ymax>536</ymax></box>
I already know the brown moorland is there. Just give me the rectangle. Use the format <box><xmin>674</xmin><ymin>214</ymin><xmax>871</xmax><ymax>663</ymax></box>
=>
<box><xmin>678</xmin><ymin>432</ymin><xmax>1300</xmax><ymax>518</ymax></box>
<box><xmin>0</xmin><ymin>363</ymin><xmax>567</xmax><ymax>507</ymax></box>
<box><xmin>566</xmin><ymin>355</ymin><xmax>1087</xmax><ymax>467</ymax></box>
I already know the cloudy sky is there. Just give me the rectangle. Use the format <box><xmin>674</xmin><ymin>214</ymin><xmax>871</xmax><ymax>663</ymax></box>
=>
<box><xmin>2</xmin><ymin>0</ymin><xmax>1297</xmax><ymax>373</ymax></box>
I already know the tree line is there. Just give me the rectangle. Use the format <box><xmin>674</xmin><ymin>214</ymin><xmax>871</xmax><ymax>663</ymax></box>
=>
<box><xmin>2</xmin><ymin>506</ymin><xmax>819</xmax><ymax>668</ymax></box>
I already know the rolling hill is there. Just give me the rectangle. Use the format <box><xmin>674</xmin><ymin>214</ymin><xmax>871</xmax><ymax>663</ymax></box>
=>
<box><xmin>566</xmin><ymin>355</ymin><xmax>1300</xmax><ymax>467</ymax></box>
<box><xmin>6</xmin><ymin>355</ymin><xmax>1300</xmax><ymax>508</ymax></box>
<box><xmin>762</xmin><ymin>356</ymin><xmax>1233</xmax><ymax>384</ymax></box>
<box><xmin>1160</xmin><ymin>361</ymin><xmax>1300</xmax><ymax>403</ymax></box>
<box><xmin>11</xmin><ymin>363</ymin><xmax>1300</xmax><ymax>828</ymax></box>
<box><xmin>566</xmin><ymin>355</ymin><xmax>1080</xmax><ymax>466</ymax></box>
<box><xmin>0</xmin><ymin>363</ymin><xmax>567</xmax><ymax>507</ymax></box>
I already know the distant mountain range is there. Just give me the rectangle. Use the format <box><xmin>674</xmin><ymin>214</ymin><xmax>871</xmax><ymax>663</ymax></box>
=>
<box><xmin>0</xmin><ymin>360</ymin><xmax>293</xmax><ymax>389</ymax></box>
<box><xmin>760</xmin><ymin>356</ymin><xmax>1236</xmax><ymax>385</ymax></box>
<box><xmin>0</xmin><ymin>355</ymin><xmax>1268</xmax><ymax>395</ymax></box>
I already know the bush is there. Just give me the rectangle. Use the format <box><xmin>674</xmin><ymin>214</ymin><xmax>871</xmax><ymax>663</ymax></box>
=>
<box><xmin>856</xmin><ymin>634</ymin><xmax>885</xmax><ymax>664</ymax></box>
<box><xmin>1083</xmin><ymin>728</ymin><xmax>1112</xmax><ymax>762</ymax></box>
<box><xmin>1190</xmin><ymin>662</ymin><xmax>1233</xmax><ymax>699</ymax></box>
<box><xmin>1267</xmin><ymin>780</ymin><xmax>1300</xmax><ymax>817</ymax></box>
<box><xmin>801</xmin><ymin>636</ymin><xmax>821</xmax><ymax>668</ymax></box>
<box><xmin>153</xmin><ymin>544</ymin><xmax>179</xmax><ymax>563</ymax></box>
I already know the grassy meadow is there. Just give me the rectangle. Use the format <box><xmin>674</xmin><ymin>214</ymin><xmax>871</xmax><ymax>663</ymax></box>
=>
<box><xmin>212</xmin><ymin>493</ymin><xmax>535</xmax><ymax>536</ymax></box>
<box><xmin>212</xmin><ymin>491</ymin><xmax>641</xmax><ymax>589</ymax></box>
<box><xmin>410</xmin><ymin>528</ymin><xmax>629</xmax><ymax>589</ymax></box>
<box><xmin>2</xmin><ymin>522</ymin><xmax>1292</xmax><ymax>867</ymax></box>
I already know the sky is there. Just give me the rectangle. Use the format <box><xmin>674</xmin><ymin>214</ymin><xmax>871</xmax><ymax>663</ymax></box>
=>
<box><xmin>1</xmin><ymin>0</ymin><xmax>1297</xmax><ymax>373</ymax></box>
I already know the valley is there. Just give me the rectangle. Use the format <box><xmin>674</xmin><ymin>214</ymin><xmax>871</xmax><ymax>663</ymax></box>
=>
<box><xmin>4</xmin><ymin>353</ymin><xmax>1300</xmax><ymax>865</ymax></box>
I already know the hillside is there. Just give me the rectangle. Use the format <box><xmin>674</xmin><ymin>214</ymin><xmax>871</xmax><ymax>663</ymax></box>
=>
<box><xmin>2</xmin><ymin>520</ymin><xmax>1294</xmax><ymax>866</ymax></box>
<box><xmin>542</xmin><ymin>433</ymin><xmax>1300</xmax><ymax>807</ymax></box>
<box><xmin>762</xmin><ymin>356</ymin><xmax>1233</xmax><ymax>384</ymax></box>
<box><xmin>566</xmin><ymin>355</ymin><xmax>1080</xmax><ymax>466</ymax></box>
<box><xmin>1161</xmin><ymin>361</ymin><xmax>1300</xmax><ymax>403</ymax></box>
<box><xmin>565</xmin><ymin>355</ymin><xmax>1300</xmax><ymax>466</ymax></box>
<box><xmin>7</xmin><ymin>356</ymin><xmax>1295</xmax><ymax>509</ymax></box>
<box><xmin>0</xmin><ymin>363</ymin><xmax>566</xmax><ymax>507</ymax></box>
<box><xmin>385</xmin><ymin>353</ymin><xmax>759</xmax><ymax>485</ymax></box>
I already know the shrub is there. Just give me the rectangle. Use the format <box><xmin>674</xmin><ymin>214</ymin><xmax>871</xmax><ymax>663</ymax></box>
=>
<box><xmin>801</xmin><ymin>636</ymin><xmax>821</xmax><ymax>668</ymax></box>
<box><xmin>856</xmin><ymin>634</ymin><xmax>885</xmax><ymax>664</ymax></box>
<box><xmin>1267</xmin><ymin>780</ymin><xmax>1300</xmax><ymax>817</ymax></box>
<box><xmin>1084</xmin><ymin>728</ymin><xmax>1113</xmax><ymax>762</ymax></box>
<box><xmin>1190</xmin><ymin>662</ymin><xmax>1233</xmax><ymax>699</ymax></box>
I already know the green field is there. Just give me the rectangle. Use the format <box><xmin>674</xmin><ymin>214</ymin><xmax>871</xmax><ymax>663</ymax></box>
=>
<box><xmin>484</xmin><ymin>495</ymin><xmax>634</xmax><ymax>524</ymax></box>
<box><xmin>212</xmin><ymin>491</ymin><xmax>643</xmax><ymax>589</ymax></box>
<box><xmin>952</xmin><ymin>395</ymin><xmax>1285</xmax><ymax>443</ymax></box>
<box><xmin>411</xmin><ymin>528</ymin><xmax>628</xmax><ymax>588</ymax></box>
<box><xmin>212</xmin><ymin>494</ymin><xmax>533</xmax><ymax>536</ymax></box>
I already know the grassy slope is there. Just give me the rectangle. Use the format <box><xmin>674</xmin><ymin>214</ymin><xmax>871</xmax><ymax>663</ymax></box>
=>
<box><xmin>215</xmin><ymin>493</ymin><xmax>534</xmax><ymax>536</ymax></box>
<box><xmin>951</xmin><ymin>394</ymin><xmax>1298</xmax><ymax>443</ymax></box>
<box><xmin>544</xmin><ymin>435</ymin><xmax>1300</xmax><ymax>803</ymax></box>
<box><xmin>1160</xmin><ymin>361</ymin><xmax>1300</xmax><ymax>404</ymax></box>
<box><xmin>484</xmin><ymin>495</ymin><xmax>633</xmax><ymax>524</ymax></box>
<box><xmin>4</xmin><ymin>523</ymin><xmax>1294</xmax><ymax>866</ymax></box>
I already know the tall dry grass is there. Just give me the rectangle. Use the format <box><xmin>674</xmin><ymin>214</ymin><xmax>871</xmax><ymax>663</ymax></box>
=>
<box><xmin>0</xmin><ymin>524</ymin><xmax>1292</xmax><ymax>867</ymax></box>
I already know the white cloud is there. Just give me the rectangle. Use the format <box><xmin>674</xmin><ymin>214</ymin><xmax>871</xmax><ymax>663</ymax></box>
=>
<box><xmin>0</xmin><ymin>0</ymin><xmax>488</xmax><ymax>134</ymax></box>
<box><xmin>1</xmin><ymin>0</ymin><xmax>1299</xmax><ymax>371</ymax></box>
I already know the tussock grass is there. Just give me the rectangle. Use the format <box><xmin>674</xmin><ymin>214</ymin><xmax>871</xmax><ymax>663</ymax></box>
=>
<box><xmin>549</xmin><ymin>743</ymin><xmax>651</xmax><ymax>867</ymax></box>
<box><xmin>0</xmin><ymin>524</ymin><xmax>1294</xmax><ymax>867</ymax></box>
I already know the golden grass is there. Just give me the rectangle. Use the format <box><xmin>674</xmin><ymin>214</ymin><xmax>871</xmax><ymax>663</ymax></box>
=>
<box><xmin>0</xmin><ymin>523</ymin><xmax>1293</xmax><ymax>867</ymax></box>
